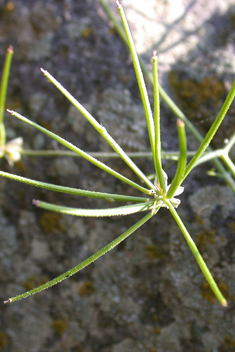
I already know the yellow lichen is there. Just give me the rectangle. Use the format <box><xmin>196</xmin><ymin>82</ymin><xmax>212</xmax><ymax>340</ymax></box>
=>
<box><xmin>22</xmin><ymin>275</ymin><xmax>49</xmax><ymax>291</ymax></box>
<box><xmin>201</xmin><ymin>280</ymin><xmax>230</xmax><ymax>304</ymax></box>
<box><xmin>81</xmin><ymin>27</ymin><xmax>93</xmax><ymax>38</ymax></box>
<box><xmin>4</xmin><ymin>1</ymin><xmax>15</xmax><ymax>12</ymax></box>
<box><xmin>224</xmin><ymin>336</ymin><xmax>235</xmax><ymax>349</ymax></box>
<box><xmin>39</xmin><ymin>211</ymin><xmax>65</xmax><ymax>233</ymax></box>
<box><xmin>196</xmin><ymin>230</ymin><xmax>215</xmax><ymax>252</ymax></box>
<box><xmin>79</xmin><ymin>280</ymin><xmax>96</xmax><ymax>297</ymax></box>
<box><xmin>230</xmin><ymin>221</ymin><xmax>235</xmax><ymax>233</ymax></box>
<box><xmin>168</xmin><ymin>71</ymin><xmax>225</xmax><ymax>121</ymax></box>
<box><xmin>22</xmin><ymin>276</ymin><xmax>37</xmax><ymax>291</ymax></box>
<box><xmin>145</xmin><ymin>245</ymin><xmax>167</xmax><ymax>259</ymax></box>
<box><xmin>152</xmin><ymin>327</ymin><xmax>161</xmax><ymax>335</ymax></box>
<box><xmin>52</xmin><ymin>320</ymin><xmax>67</xmax><ymax>337</ymax></box>
<box><xmin>0</xmin><ymin>331</ymin><xmax>9</xmax><ymax>349</ymax></box>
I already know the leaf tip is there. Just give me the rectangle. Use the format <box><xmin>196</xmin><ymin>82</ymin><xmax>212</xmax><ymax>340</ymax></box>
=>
<box><xmin>40</xmin><ymin>68</ymin><xmax>47</xmax><ymax>75</ymax></box>
<box><xmin>7</xmin><ymin>45</ymin><xmax>14</xmax><ymax>54</ymax></box>
<box><xmin>152</xmin><ymin>50</ymin><xmax>158</xmax><ymax>59</ymax></box>
<box><xmin>116</xmin><ymin>0</ymin><xmax>121</xmax><ymax>9</ymax></box>
<box><xmin>222</xmin><ymin>299</ymin><xmax>228</xmax><ymax>307</ymax></box>
<box><xmin>6</xmin><ymin>109</ymin><xmax>14</xmax><ymax>115</ymax></box>
<box><xmin>32</xmin><ymin>199</ymin><xmax>40</xmax><ymax>206</ymax></box>
<box><xmin>4</xmin><ymin>298</ymin><xmax>12</xmax><ymax>304</ymax></box>
<box><xmin>177</xmin><ymin>118</ymin><xmax>185</xmax><ymax>127</ymax></box>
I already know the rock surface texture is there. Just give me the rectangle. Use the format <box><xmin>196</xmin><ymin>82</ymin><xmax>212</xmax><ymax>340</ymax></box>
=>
<box><xmin>0</xmin><ymin>0</ymin><xmax>235</xmax><ymax>351</ymax></box>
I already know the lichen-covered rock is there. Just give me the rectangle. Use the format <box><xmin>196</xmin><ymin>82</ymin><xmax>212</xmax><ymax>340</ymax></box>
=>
<box><xmin>0</xmin><ymin>0</ymin><xmax>235</xmax><ymax>352</ymax></box>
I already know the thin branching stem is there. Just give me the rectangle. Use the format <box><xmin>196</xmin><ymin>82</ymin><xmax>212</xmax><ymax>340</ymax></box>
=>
<box><xmin>224</xmin><ymin>131</ymin><xmax>235</xmax><ymax>153</ymax></box>
<box><xmin>220</xmin><ymin>154</ymin><xmax>235</xmax><ymax>178</ymax></box>
<box><xmin>20</xmin><ymin>148</ymin><xmax>198</xmax><ymax>160</ymax></box>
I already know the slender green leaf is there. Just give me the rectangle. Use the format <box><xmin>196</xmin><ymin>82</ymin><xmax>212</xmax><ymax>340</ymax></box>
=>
<box><xmin>153</xmin><ymin>51</ymin><xmax>165</xmax><ymax>192</ymax></box>
<box><xmin>41</xmin><ymin>68</ymin><xmax>154</xmax><ymax>189</ymax></box>
<box><xmin>100</xmin><ymin>0</ymin><xmax>235</xmax><ymax>192</ymax></box>
<box><xmin>167</xmin><ymin>119</ymin><xmax>187</xmax><ymax>199</ymax></box>
<box><xmin>0</xmin><ymin>46</ymin><xmax>13</xmax><ymax>151</ymax></box>
<box><xmin>116</xmin><ymin>1</ymin><xmax>155</xmax><ymax>160</ymax></box>
<box><xmin>7</xmin><ymin>109</ymin><xmax>149</xmax><ymax>194</ymax></box>
<box><xmin>167</xmin><ymin>201</ymin><xmax>227</xmax><ymax>307</ymax></box>
<box><xmin>0</xmin><ymin>170</ymin><xmax>149</xmax><ymax>202</ymax></box>
<box><xmin>183</xmin><ymin>80</ymin><xmax>235</xmax><ymax>181</ymax></box>
<box><xmin>4</xmin><ymin>210</ymin><xmax>157</xmax><ymax>303</ymax></box>
<box><xmin>33</xmin><ymin>199</ymin><xmax>153</xmax><ymax>217</ymax></box>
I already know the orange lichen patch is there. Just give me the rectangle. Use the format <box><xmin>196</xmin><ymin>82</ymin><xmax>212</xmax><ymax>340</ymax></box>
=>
<box><xmin>224</xmin><ymin>336</ymin><xmax>235</xmax><ymax>349</ymax></box>
<box><xmin>201</xmin><ymin>280</ymin><xmax>230</xmax><ymax>304</ymax></box>
<box><xmin>39</xmin><ymin>211</ymin><xmax>65</xmax><ymax>233</ymax></box>
<box><xmin>145</xmin><ymin>245</ymin><xmax>168</xmax><ymax>259</ymax></box>
<box><xmin>52</xmin><ymin>320</ymin><xmax>67</xmax><ymax>337</ymax></box>
<box><xmin>168</xmin><ymin>71</ymin><xmax>225</xmax><ymax>121</ymax></box>
<box><xmin>196</xmin><ymin>230</ymin><xmax>215</xmax><ymax>252</ymax></box>
<box><xmin>79</xmin><ymin>280</ymin><xmax>96</xmax><ymax>297</ymax></box>
<box><xmin>81</xmin><ymin>27</ymin><xmax>93</xmax><ymax>38</ymax></box>
<box><xmin>0</xmin><ymin>331</ymin><xmax>9</xmax><ymax>349</ymax></box>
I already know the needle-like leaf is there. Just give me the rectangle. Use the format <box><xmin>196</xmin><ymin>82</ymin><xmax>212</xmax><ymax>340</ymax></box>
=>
<box><xmin>33</xmin><ymin>199</ymin><xmax>153</xmax><ymax>217</ymax></box>
<box><xmin>41</xmin><ymin>68</ymin><xmax>154</xmax><ymax>190</ymax></box>
<box><xmin>7</xmin><ymin>109</ymin><xmax>149</xmax><ymax>195</ymax></box>
<box><xmin>4</xmin><ymin>210</ymin><xmax>157</xmax><ymax>303</ymax></box>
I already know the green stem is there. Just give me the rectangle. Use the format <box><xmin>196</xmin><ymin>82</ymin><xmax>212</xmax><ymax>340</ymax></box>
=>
<box><xmin>167</xmin><ymin>201</ymin><xmax>227</xmax><ymax>307</ymax></box>
<box><xmin>153</xmin><ymin>51</ymin><xmax>165</xmax><ymax>192</ymax></box>
<box><xmin>7</xmin><ymin>110</ymin><xmax>149</xmax><ymax>194</ymax></box>
<box><xmin>20</xmin><ymin>149</ymin><xmax>153</xmax><ymax>158</ymax></box>
<box><xmin>167</xmin><ymin>119</ymin><xmax>187</xmax><ymax>199</ymax></box>
<box><xmin>194</xmin><ymin>149</ymin><xmax>224</xmax><ymax>166</ymax></box>
<box><xmin>220</xmin><ymin>154</ymin><xmax>235</xmax><ymax>178</ymax></box>
<box><xmin>20</xmin><ymin>148</ymin><xmax>196</xmax><ymax>159</ymax></box>
<box><xmin>0</xmin><ymin>46</ymin><xmax>14</xmax><ymax>152</ymax></box>
<box><xmin>4</xmin><ymin>210</ymin><xmax>156</xmax><ymax>303</ymax></box>
<box><xmin>100</xmin><ymin>0</ymin><xmax>129</xmax><ymax>46</ymax></box>
<box><xmin>224</xmin><ymin>131</ymin><xmax>235</xmax><ymax>153</ymax></box>
<box><xmin>116</xmin><ymin>1</ymin><xmax>155</xmax><ymax>160</ymax></box>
